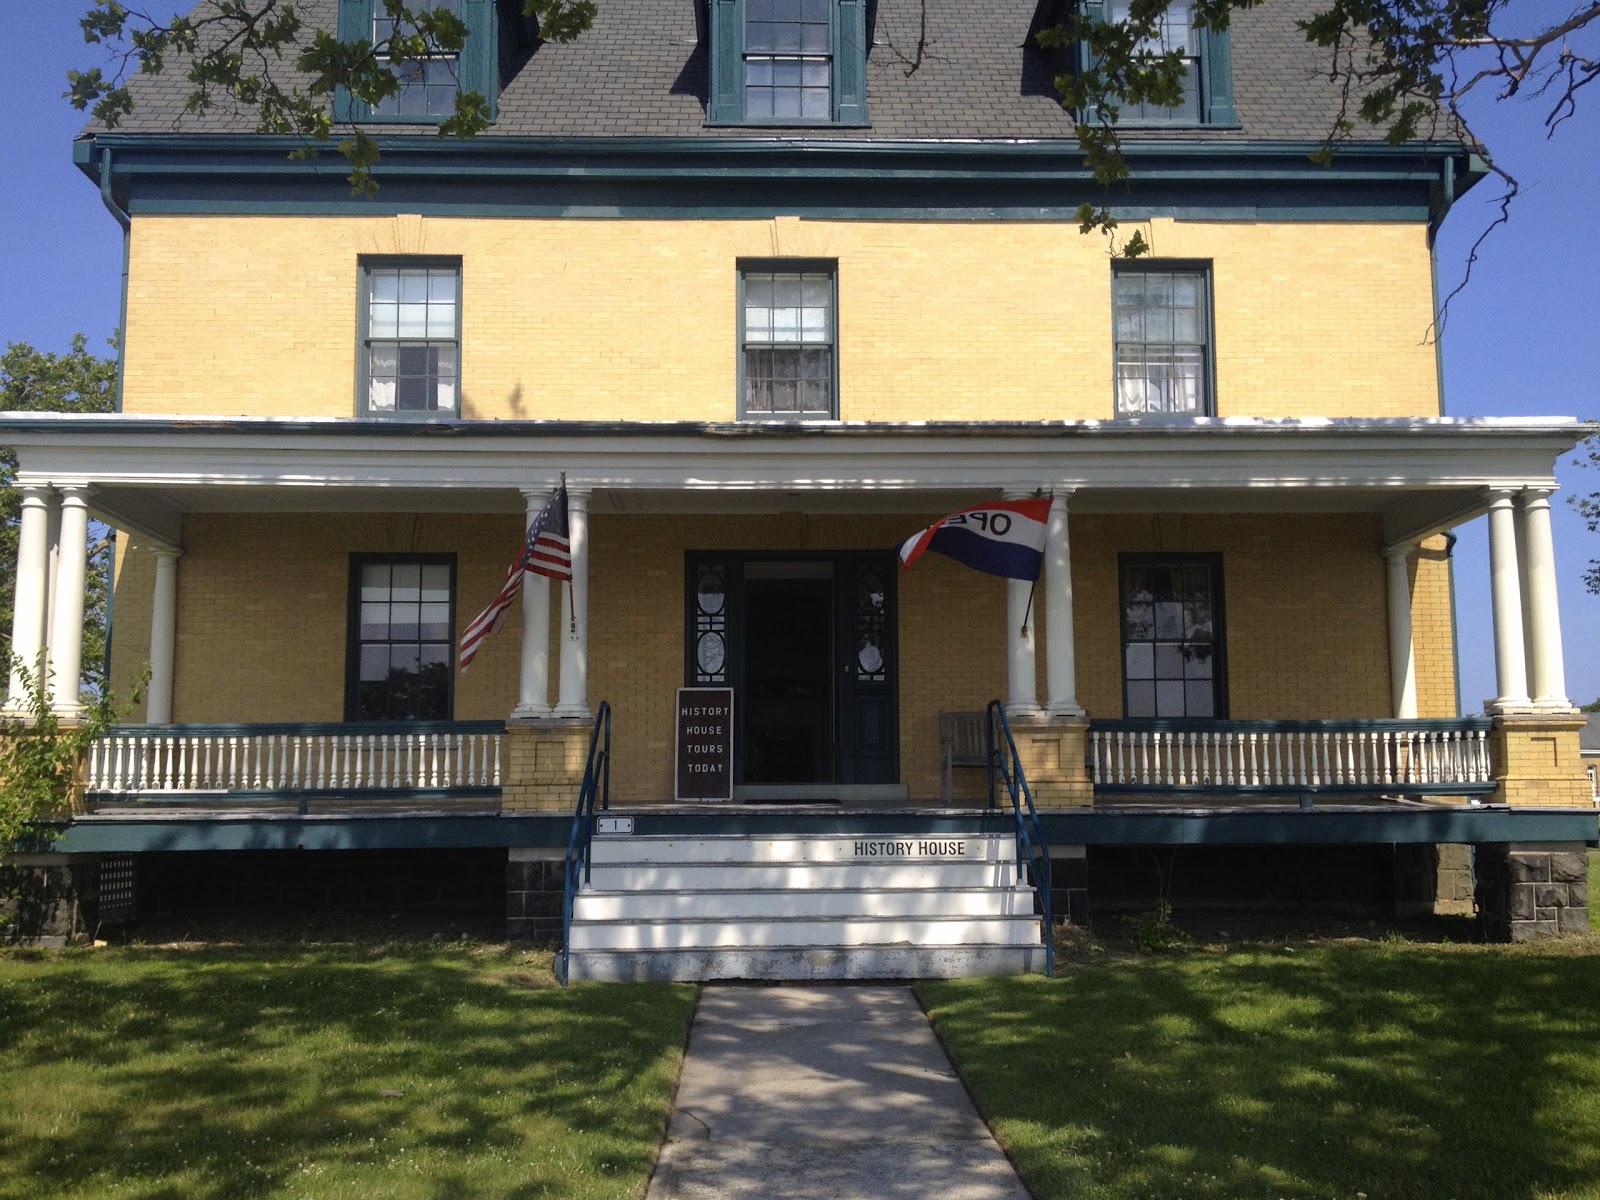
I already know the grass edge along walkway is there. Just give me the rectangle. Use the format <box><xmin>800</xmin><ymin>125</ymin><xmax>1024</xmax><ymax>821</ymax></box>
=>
<box><xmin>0</xmin><ymin>943</ymin><xmax>695</xmax><ymax>1200</ymax></box>
<box><xmin>919</xmin><ymin>935</ymin><xmax>1600</xmax><ymax>1200</ymax></box>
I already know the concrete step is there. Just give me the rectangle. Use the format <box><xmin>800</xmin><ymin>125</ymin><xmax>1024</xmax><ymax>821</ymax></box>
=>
<box><xmin>572</xmin><ymin>885</ymin><xmax>1039</xmax><ymax>921</ymax></box>
<box><xmin>564</xmin><ymin>942</ymin><xmax>1046</xmax><ymax>982</ymax></box>
<box><xmin>588</xmin><ymin>832</ymin><xmax>1014</xmax><ymax>865</ymax></box>
<box><xmin>567</xmin><ymin>913</ymin><xmax>1043</xmax><ymax>951</ymax></box>
<box><xmin>584</xmin><ymin>861</ymin><xmax>1020</xmax><ymax>891</ymax></box>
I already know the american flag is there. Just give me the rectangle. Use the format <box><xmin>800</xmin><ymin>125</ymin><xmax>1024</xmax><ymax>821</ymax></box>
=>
<box><xmin>459</xmin><ymin>483</ymin><xmax>571</xmax><ymax>670</ymax></box>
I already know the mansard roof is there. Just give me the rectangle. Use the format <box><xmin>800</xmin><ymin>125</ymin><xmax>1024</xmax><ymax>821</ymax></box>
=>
<box><xmin>91</xmin><ymin>0</ymin><xmax>1377</xmax><ymax>146</ymax></box>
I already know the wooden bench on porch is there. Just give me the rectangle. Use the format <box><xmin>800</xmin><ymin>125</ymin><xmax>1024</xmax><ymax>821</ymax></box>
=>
<box><xmin>939</xmin><ymin>711</ymin><xmax>991</xmax><ymax>805</ymax></box>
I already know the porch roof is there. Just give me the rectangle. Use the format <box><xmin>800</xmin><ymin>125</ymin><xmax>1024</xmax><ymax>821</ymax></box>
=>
<box><xmin>0</xmin><ymin>412</ymin><xmax>1589</xmax><ymax>549</ymax></box>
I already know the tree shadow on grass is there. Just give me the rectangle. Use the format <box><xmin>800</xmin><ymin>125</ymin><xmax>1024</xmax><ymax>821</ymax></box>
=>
<box><xmin>0</xmin><ymin>947</ymin><xmax>695</xmax><ymax>1200</ymax></box>
<box><xmin>921</xmin><ymin>943</ymin><xmax>1600</xmax><ymax>1200</ymax></box>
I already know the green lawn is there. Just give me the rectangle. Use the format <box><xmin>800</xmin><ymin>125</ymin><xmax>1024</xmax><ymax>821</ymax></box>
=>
<box><xmin>921</xmin><ymin>935</ymin><xmax>1600</xmax><ymax>1200</ymax></box>
<box><xmin>0</xmin><ymin>944</ymin><xmax>694</xmax><ymax>1200</ymax></box>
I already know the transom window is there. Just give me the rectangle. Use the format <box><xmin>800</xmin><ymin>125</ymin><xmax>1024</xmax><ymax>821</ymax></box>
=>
<box><xmin>1119</xmin><ymin>555</ymin><xmax>1225</xmax><ymax>718</ymax></box>
<box><xmin>740</xmin><ymin>265</ymin><xmax>836</xmax><ymax>418</ymax></box>
<box><xmin>348</xmin><ymin>557</ymin><xmax>455</xmax><ymax>721</ymax></box>
<box><xmin>373</xmin><ymin>0</ymin><xmax>461</xmax><ymax>118</ymax></box>
<box><xmin>745</xmin><ymin>0</ymin><xmax>832</xmax><ymax>119</ymax></box>
<box><xmin>361</xmin><ymin>261</ymin><xmax>460</xmax><ymax>417</ymax></box>
<box><xmin>1114</xmin><ymin>266</ymin><xmax>1211</xmax><ymax>416</ymax></box>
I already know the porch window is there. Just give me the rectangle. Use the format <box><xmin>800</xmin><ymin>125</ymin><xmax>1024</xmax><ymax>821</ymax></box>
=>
<box><xmin>1119</xmin><ymin>554</ymin><xmax>1225</xmax><ymax>718</ymax></box>
<box><xmin>1113</xmin><ymin>264</ymin><xmax>1212</xmax><ymax>416</ymax></box>
<box><xmin>360</xmin><ymin>259</ymin><xmax>461</xmax><ymax>418</ymax></box>
<box><xmin>739</xmin><ymin>261</ymin><xmax>837</xmax><ymax>419</ymax></box>
<box><xmin>347</xmin><ymin>555</ymin><xmax>455</xmax><ymax>721</ymax></box>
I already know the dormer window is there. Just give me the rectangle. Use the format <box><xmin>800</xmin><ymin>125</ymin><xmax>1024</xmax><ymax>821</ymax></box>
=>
<box><xmin>335</xmin><ymin>0</ymin><xmax>502</xmax><ymax>123</ymax></box>
<box><xmin>372</xmin><ymin>0</ymin><xmax>463</xmax><ymax>118</ymax></box>
<box><xmin>707</xmin><ymin>0</ymin><xmax>869</xmax><ymax>126</ymax></box>
<box><xmin>1041</xmin><ymin>0</ymin><xmax>1237</xmax><ymax>127</ymax></box>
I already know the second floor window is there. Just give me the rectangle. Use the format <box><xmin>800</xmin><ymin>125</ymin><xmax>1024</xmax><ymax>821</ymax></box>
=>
<box><xmin>740</xmin><ymin>264</ymin><xmax>836</xmax><ymax>419</ymax></box>
<box><xmin>1113</xmin><ymin>265</ymin><xmax>1212</xmax><ymax>416</ymax></box>
<box><xmin>361</xmin><ymin>260</ymin><xmax>460</xmax><ymax>417</ymax></box>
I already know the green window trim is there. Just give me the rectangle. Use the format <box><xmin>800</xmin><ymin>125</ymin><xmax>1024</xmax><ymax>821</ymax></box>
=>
<box><xmin>335</xmin><ymin>0</ymin><xmax>500</xmax><ymax>124</ymax></box>
<box><xmin>707</xmin><ymin>0</ymin><xmax>870</xmax><ymax>127</ymax></box>
<box><xmin>1118</xmin><ymin>552</ymin><xmax>1227</xmax><ymax>720</ymax></box>
<box><xmin>1111</xmin><ymin>258</ymin><xmax>1215</xmax><ymax>418</ymax></box>
<box><xmin>346</xmin><ymin>553</ymin><xmax>458</xmax><ymax>722</ymax></box>
<box><xmin>357</xmin><ymin>256</ymin><xmax>463</xmax><ymax>419</ymax></box>
<box><xmin>1073</xmin><ymin>0</ymin><xmax>1236</xmax><ymax>127</ymax></box>
<box><xmin>736</xmin><ymin>258</ymin><xmax>839</xmax><ymax>421</ymax></box>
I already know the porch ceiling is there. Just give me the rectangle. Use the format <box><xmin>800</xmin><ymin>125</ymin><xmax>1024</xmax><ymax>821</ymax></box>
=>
<box><xmin>1</xmin><ymin>413</ymin><xmax>1587</xmax><ymax>548</ymax></box>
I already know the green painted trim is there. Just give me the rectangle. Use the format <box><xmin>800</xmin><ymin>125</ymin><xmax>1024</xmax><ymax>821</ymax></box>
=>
<box><xmin>1040</xmin><ymin>807</ymin><xmax>1600</xmax><ymax>846</ymax></box>
<box><xmin>42</xmin><ymin>805</ymin><xmax>1600</xmax><ymax>852</ymax></box>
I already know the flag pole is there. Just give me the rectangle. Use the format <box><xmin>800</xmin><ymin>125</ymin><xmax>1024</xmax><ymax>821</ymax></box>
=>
<box><xmin>560</xmin><ymin>472</ymin><xmax>576</xmax><ymax>634</ymax></box>
<box><xmin>1020</xmin><ymin>578</ymin><xmax>1037</xmax><ymax>636</ymax></box>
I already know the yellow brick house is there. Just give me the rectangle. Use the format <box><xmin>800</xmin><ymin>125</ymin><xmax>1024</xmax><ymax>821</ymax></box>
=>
<box><xmin>2</xmin><ymin>0</ymin><xmax>1593</xmax><ymax>966</ymax></box>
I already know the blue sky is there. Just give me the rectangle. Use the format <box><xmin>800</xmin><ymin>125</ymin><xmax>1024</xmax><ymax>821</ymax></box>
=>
<box><xmin>4</xmin><ymin>5</ymin><xmax>1597</xmax><ymax>711</ymax></box>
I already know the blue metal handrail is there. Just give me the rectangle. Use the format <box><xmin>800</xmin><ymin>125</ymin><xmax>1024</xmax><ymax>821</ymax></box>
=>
<box><xmin>557</xmin><ymin>701</ymin><xmax>612</xmax><ymax>987</ymax></box>
<box><xmin>985</xmin><ymin>699</ymin><xmax>1053</xmax><ymax>977</ymax></box>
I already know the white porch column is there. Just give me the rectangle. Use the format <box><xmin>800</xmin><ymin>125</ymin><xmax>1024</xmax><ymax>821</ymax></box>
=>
<box><xmin>49</xmin><ymin>486</ymin><xmax>90</xmax><ymax>717</ymax></box>
<box><xmin>1486</xmin><ymin>489</ymin><xmax>1531</xmax><ymax>711</ymax></box>
<box><xmin>1043</xmin><ymin>489</ymin><xmax>1084</xmax><ymax>715</ymax></box>
<box><xmin>512</xmin><ymin>489</ymin><xmax>553</xmax><ymax>719</ymax></box>
<box><xmin>1003</xmin><ymin>489</ymin><xmax>1038</xmax><ymax>713</ymax></box>
<box><xmin>553</xmin><ymin>485</ymin><xmax>591</xmax><ymax>719</ymax></box>
<box><xmin>1519</xmin><ymin>488</ymin><xmax>1572</xmax><ymax>710</ymax></box>
<box><xmin>146</xmin><ymin>546</ymin><xmax>181</xmax><ymax>724</ymax></box>
<box><xmin>1382</xmin><ymin>543</ymin><xmax>1418</xmax><ymax>719</ymax></box>
<box><xmin>4</xmin><ymin>486</ymin><xmax>54</xmax><ymax>710</ymax></box>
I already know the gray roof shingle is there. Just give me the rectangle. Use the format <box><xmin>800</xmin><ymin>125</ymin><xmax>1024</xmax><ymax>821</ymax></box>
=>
<box><xmin>87</xmin><ymin>0</ymin><xmax>1406</xmax><ymax>145</ymax></box>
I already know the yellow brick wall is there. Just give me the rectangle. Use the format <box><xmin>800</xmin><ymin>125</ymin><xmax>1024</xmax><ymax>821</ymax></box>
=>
<box><xmin>121</xmin><ymin>214</ymin><xmax>1439</xmax><ymax>422</ymax></box>
<box><xmin>113</xmin><ymin>508</ymin><xmax>1433</xmax><ymax>804</ymax></box>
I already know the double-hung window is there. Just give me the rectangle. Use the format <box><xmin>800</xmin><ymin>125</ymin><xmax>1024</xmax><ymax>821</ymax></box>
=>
<box><xmin>360</xmin><ymin>259</ymin><xmax>460</xmax><ymax>417</ymax></box>
<box><xmin>707</xmin><ymin>0</ymin><xmax>869</xmax><ymax>125</ymax></box>
<box><xmin>739</xmin><ymin>262</ymin><xmax>837</xmax><ymax>419</ymax></box>
<box><xmin>347</xmin><ymin>555</ymin><xmax>455</xmax><ymax>721</ymax></box>
<box><xmin>1120</xmin><ymin>554</ymin><xmax>1225</xmax><ymax>719</ymax></box>
<box><xmin>335</xmin><ymin>0</ymin><xmax>503</xmax><ymax>122</ymax></box>
<box><xmin>372</xmin><ymin>0</ymin><xmax>462</xmax><ymax>117</ymax></box>
<box><xmin>1113</xmin><ymin>263</ymin><xmax>1212</xmax><ymax>416</ymax></box>
<box><xmin>1054</xmin><ymin>0</ymin><xmax>1236</xmax><ymax>126</ymax></box>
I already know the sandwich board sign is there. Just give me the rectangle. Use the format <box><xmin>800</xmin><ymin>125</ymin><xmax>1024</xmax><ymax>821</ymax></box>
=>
<box><xmin>675</xmin><ymin>686</ymin><xmax>734</xmax><ymax>802</ymax></box>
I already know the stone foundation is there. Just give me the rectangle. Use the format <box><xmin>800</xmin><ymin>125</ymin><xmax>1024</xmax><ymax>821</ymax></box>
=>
<box><xmin>1475</xmin><ymin>842</ymin><xmax>1591</xmax><ymax>942</ymax></box>
<box><xmin>1048</xmin><ymin>844</ymin><xmax>1089</xmax><ymax>924</ymax></box>
<box><xmin>1</xmin><ymin>854</ymin><xmax>100</xmax><ymax>947</ymax></box>
<box><xmin>506</xmin><ymin>846</ymin><xmax>567</xmax><ymax>942</ymax></box>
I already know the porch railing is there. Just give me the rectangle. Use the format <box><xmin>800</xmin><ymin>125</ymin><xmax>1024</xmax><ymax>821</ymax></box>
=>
<box><xmin>85</xmin><ymin>721</ymin><xmax>505</xmax><ymax>808</ymax></box>
<box><xmin>1088</xmin><ymin>718</ymin><xmax>1496</xmax><ymax>798</ymax></box>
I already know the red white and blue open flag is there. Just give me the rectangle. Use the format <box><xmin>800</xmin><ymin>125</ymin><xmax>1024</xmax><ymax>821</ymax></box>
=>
<box><xmin>897</xmin><ymin>497</ymin><xmax>1052</xmax><ymax>581</ymax></box>
<box><xmin>459</xmin><ymin>483</ymin><xmax>572</xmax><ymax>670</ymax></box>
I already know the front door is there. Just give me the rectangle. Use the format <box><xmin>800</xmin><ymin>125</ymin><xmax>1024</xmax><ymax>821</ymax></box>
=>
<box><xmin>685</xmin><ymin>551</ymin><xmax>898</xmax><ymax>788</ymax></box>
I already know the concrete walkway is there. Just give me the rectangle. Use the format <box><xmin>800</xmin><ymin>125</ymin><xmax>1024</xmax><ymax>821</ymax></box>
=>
<box><xmin>645</xmin><ymin>985</ymin><xmax>1032</xmax><ymax>1200</ymax></box>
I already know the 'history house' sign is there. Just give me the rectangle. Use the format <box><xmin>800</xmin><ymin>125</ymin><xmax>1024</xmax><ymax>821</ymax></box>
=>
<box><xmin>675</xmin><ymin>687</ymin><xmax>734</xmax><ymax>802</ymax></box>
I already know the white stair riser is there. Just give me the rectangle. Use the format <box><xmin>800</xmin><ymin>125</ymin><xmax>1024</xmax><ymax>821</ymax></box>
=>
<box><xmin>566</xmin><ymin>944</ymin><xmax>1045</xmax><ymax>982</ymax></box>
<box><xmin>589</xmin><ymin>834</ymin><xmax>1016</xmax><ymax>865</ymax></box>
<box><xmin>585</xmin><ymin>862</ymin><xmax>1020</xmax><ymax>890</ymax></box>
<box><xmin>573</xmin><ymin>887</ymin><xmax>1038</xmax><ymax>921</ymax></box>
<box><xmin>568</xmin><ymin>916</ymin><xmax>1042</xmax><ymax>951</ymax></box>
